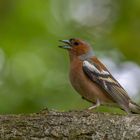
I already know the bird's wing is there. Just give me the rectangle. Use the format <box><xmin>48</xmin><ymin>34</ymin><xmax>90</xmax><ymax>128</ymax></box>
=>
<box><xmin>82</xmin><ymin>59</ymin><xmax>130</xmax><ymax>109</ymax></box>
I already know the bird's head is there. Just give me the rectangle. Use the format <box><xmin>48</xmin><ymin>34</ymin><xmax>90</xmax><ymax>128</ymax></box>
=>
<box><xmin>59</xmin><ymin>38</ymin><xmax>92</xmax><ymax>57</ymax></box>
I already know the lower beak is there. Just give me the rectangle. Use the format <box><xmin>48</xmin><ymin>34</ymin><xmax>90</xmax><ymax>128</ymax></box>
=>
<box><xmin>59</xmin><ymin>45</ymin><xmax>71</xmax><ymax>49</ymax></box>
<box><xmin>59</xmin><ymin>40</ymin><xmax>71</xmax><ymax>49</ymax></box>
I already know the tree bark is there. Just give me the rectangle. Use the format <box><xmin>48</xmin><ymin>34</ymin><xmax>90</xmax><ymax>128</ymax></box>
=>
<box><xmin>0</xmin><ymin>109</ymin><xmax>140</xmax><ymax>140</ymax></box>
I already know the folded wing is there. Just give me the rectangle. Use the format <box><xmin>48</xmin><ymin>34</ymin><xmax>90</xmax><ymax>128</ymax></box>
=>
<box><xmin>83</xmin><ymin>60</ymin><xmax>131</xmax><ymax>111</ymax></box>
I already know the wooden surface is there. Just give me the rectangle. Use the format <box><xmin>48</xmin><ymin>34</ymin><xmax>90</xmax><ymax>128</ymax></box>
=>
<box><xmin>0</xmin><ymin>110</ymin><xmax>140</xmax><ymax>140</ymax></box>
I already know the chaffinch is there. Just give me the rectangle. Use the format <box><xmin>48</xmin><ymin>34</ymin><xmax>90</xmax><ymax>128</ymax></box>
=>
<box><xmin>59</xmin><ymin>38</ymin><xmax>140</xmax><ymax>114</ymax></box>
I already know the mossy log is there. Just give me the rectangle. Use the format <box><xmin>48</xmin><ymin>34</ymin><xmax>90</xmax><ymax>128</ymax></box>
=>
<box><xmin>0</xmin><ymin>110</ymin><xmax>140</xmax><ymax>140</ymax></box>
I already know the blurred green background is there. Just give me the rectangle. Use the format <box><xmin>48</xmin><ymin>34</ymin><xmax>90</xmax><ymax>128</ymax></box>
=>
<box><xmin>0</xmin><ymin>0</ymin><xmax>140</xmax><ymax>114</ymax></box>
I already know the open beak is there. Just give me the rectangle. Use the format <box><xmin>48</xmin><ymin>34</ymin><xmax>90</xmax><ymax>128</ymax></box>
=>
<box><xmin>58</xmin><ymin>40</ymin><xmax>71</xmax><ymax>49</ymax></box>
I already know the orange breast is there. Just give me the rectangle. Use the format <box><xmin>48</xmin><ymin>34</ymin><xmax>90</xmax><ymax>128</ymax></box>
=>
<box><xmin>69</xmin><ymin>59</ymin><xmax>113</xmax><ymax>104</ymax></box>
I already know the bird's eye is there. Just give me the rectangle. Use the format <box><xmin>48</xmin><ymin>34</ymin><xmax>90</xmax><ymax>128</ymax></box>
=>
<box><xmin>73</xmin><ymin>42</ymin><xmax>79</xmax><ymax>46</ymax></box>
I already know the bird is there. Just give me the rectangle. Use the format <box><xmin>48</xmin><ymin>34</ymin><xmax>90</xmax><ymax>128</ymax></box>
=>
<box><xmin>59</xmin><ymin>38</ymin><xmax>140</xmax><ymax>114</ymax></box>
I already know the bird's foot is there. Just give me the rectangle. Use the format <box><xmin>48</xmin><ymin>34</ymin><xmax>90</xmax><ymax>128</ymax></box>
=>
<box><xmin>88</xmin><ymin>99</ymin><xmax>100</xmax><ymax>110</ymax></box>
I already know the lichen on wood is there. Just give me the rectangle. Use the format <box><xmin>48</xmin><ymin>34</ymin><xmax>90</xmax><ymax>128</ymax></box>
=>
<box><xmin>0</xmin><ymin>110</ymin><xmax>140</xmax><ymax>140</ymax></box>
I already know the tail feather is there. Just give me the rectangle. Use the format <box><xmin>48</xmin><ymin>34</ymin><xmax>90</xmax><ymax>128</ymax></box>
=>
<box><xmin>129</xmin><ymin>101</ymin><xmax>140</xmax><ymax>114</ymax></box>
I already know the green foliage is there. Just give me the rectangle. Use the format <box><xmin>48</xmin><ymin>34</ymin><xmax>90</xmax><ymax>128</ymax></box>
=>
<box><xmin>0</xmin><ymin>0</ymin><xmax>139</xmax><ymax>113</ymax></box>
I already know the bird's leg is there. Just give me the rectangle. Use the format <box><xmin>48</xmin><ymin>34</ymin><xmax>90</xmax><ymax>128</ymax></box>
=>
<box><xmin>88</xmin><ymin>99</ymin><xmax>100</xmax><ymax>110</ymax></box>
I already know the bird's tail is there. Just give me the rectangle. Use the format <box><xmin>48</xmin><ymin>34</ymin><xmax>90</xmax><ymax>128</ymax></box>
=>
<box><xmin>129</xmin><ymin>101</ymin><xmax>140</xmax><ymax>114</ymax></box>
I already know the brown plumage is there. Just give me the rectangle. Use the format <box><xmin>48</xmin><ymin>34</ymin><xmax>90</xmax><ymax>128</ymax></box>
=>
<box><xmin>59</xmin><ymin>38</ymin><xmax>140</xmax><ymax>114</ymax></box>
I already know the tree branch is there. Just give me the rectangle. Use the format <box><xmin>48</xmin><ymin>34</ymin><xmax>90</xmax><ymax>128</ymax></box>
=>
<box><xmin>0</xmin><ymin>110</ymin><xmax>140</xmax><ymax>140</ymax></box>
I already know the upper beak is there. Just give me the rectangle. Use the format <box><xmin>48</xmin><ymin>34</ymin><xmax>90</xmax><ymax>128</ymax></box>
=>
<box><xmin>58</xmin><ymin>40</ymin><xmax>71</xmax><ymax>49</ymax></box>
